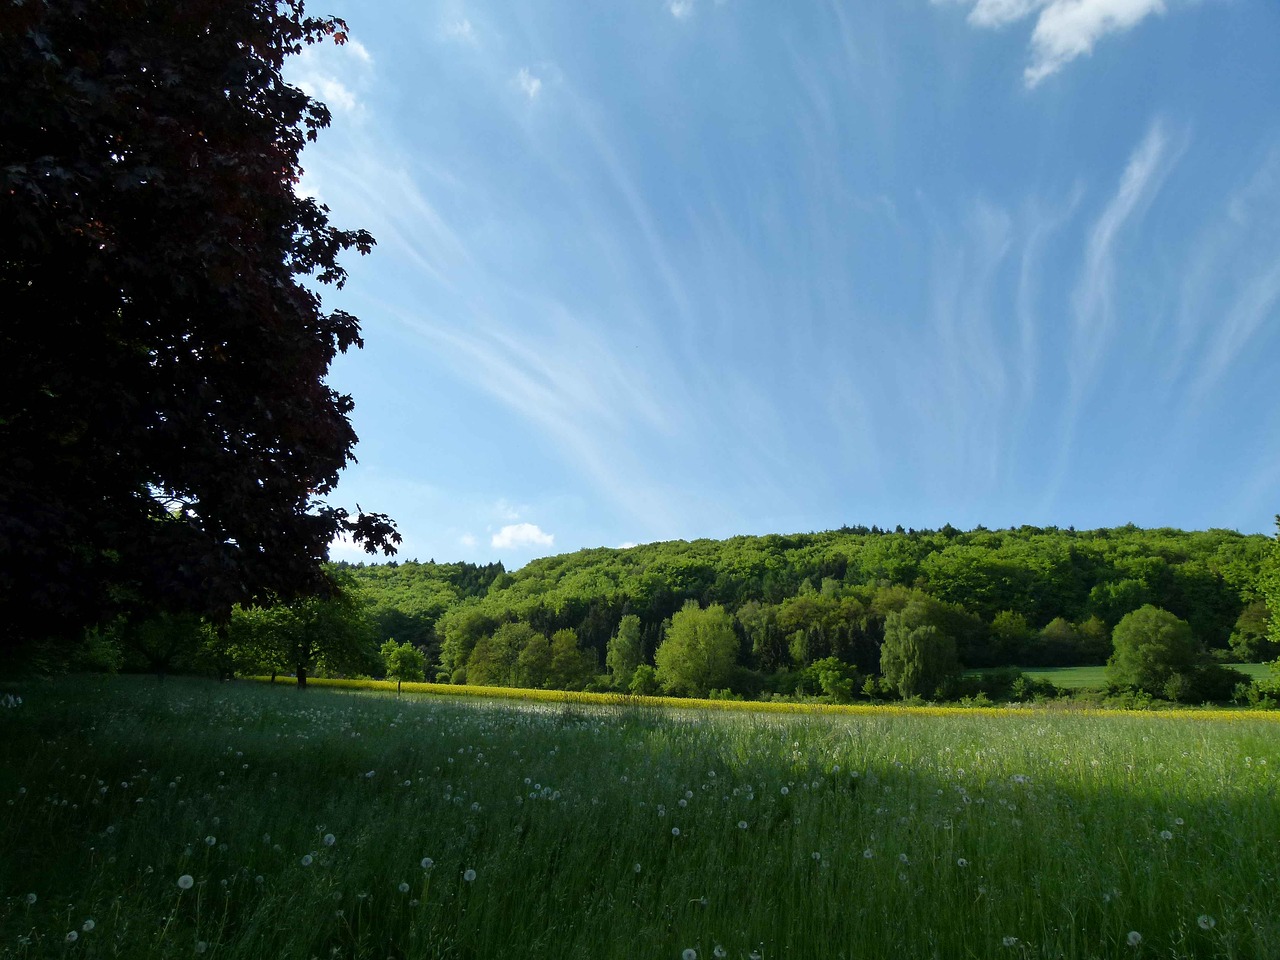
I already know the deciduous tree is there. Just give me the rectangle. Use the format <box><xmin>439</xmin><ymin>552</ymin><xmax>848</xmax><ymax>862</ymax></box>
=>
<box><xmin>0</xmin><ymin>0</ymin><xmax>398</xmax><ymax>665</ymax></box>
<box><xmin>654</xmin><ymin>601</ymin><xmax>737</xmax><ymax>697</ymax></box>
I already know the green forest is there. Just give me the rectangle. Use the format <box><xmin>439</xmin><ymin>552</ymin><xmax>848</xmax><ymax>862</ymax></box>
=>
<box><xmin>96</xmin><ymin>523</ymin><xmax>1280</xmax><ymax>707</ymax></box>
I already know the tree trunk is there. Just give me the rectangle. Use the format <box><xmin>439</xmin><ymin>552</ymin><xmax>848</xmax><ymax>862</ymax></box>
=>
<box><xmin>296</xmin><ymin>664</ymin><xmax>307</xmax><ymax>689</ymax></box>
<box><xmin>397</xmin><ymin>677</ymin><xmax>402</xmax><ymax>696</ymax></box>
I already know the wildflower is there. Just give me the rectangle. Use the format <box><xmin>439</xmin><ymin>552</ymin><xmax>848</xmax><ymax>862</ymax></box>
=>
<box><xmin>300</xmin><ymin>854</ymin><xmax>313</xmax><ymax>866</ymax></box>
<box><xmin>463</xmin><ymin>868</ymin><xmax>476</xmax><ymax>882</ymax></box>
<box><xmin>1197</xmin><ymin>915</ymin><xmax>1216</xmax><ymax>930</ymax></box>
<box><xmin>682</xmin><ymin>950</ymin><xmax>697</xmax><ymax>960</ymax></box>
<box><xmin>780</xmin><ymin>786</ymin><xmax>789</xmax><ymax>796</ymax></box>
<box><xmin>1159</xmin><ymin>830</ymin><xmax>1173</xmax><ymax>841</ymax></box>
<box><xmin>421</xmin><ymin>858</ymin><xmax>434</xmax><ymax>870</ymax></box>
<box><xmin>863</xmin><ymin>849</ymin><xmax>873</xmax><ymax>859</ymax></box>
<box><xmin>178</xmin><ymin>875</ymin><xmax>195</xmax><ymax>890</ymax></box>
<box><xmin>323</xmin><ymin>834</ymin><xmax>336</xmax><ymax>847</ymax></box>
<box><xmin>672</xmin><ymin>827</ymin><xmax>681</xmax><ymax>837</ymax></box>
<box><xmin>957</xmin><ymin>858</ymin><xmax>969</xmax><ymax>867</ymax></box>
<box><xmin>82</xmin><ymin>920</ymin><xmax>95</xmax><ymax>932</ymax></box>
<box><xmin>738</xmin><ymin>820</ymin><xmax>748</xmax><ymax>830</ymax></box>
<box><xmin>25</xmin><ymin>893</ymin><xmax>36</xmax><ymax>905</ymax></box>
<box><xmin>398</xmin><ymin>882</ymin><xmax>410</xmax><ymax>893</ymax></box>
<box><xmin>1174</xmin><ymin>817</ymin><xmax>1184</xmax><ymax>826</ymax></box>
<box><xmin>66</xmin><ymin>931</ymin><xmax>78</xmax><ymax>943</ymax></box>
<box><xmin>1127</xmin><ymin>931</ymin><xmax>1142</xmax><ymax>947</ymax></box>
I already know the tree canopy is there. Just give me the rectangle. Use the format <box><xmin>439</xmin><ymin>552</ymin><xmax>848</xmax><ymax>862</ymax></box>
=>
<box><xmin>0</xmin><ymin>0</ymin><xmax>398</xmax><ymax>664</ymax></box>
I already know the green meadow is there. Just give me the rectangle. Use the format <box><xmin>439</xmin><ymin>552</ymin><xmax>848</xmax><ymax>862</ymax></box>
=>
<box><xmin>2</xmin><ymin>678</ymin><xmax>1278</xmax><ymax>960</ymax></box>
<box><xmin>1005</xmin><ymin>663</ymin><xmax>1272</xmax><ymax>691</ymax></box>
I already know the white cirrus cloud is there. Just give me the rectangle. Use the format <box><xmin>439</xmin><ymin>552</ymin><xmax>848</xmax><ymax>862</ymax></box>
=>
<box><xmin>459</xmin><ymin>533</ymin><xmax>478</xmax><ymax>548</ymax></box>
<box><xmin>516</xmin><ymin>67</ymin><xmax>542</xmax><ymax>100</ymax></box>
<box><xmin>491</xmin><ymin>523</ymin><xmax>554</xmax><ymax>550</ymax></box>
<box><xmin>942</xmin><ymin>0</ymin><xmax>1174</xmax><ymax>86</ymax></box>
<box><xmin>669</xmin><ymin>0</ymin><xmax>695</xmax><ymax>18</ymax></box>
<box><xmin>443</xmin><ymin>18</ymin><xmax>477</xmax><ymax>44</ymax></box>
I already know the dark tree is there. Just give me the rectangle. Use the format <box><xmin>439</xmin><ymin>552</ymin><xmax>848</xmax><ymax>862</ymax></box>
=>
<box><xmin>0</xmin><ymin>0</ymin><xmax>398</xmax><ymax>661</ymax></box>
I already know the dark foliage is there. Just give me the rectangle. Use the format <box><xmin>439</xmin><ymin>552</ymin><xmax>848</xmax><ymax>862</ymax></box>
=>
<box><xmin>0</xmin><ymin>0</ymin><xmax>398</xmax><ymax>660</ymax></box>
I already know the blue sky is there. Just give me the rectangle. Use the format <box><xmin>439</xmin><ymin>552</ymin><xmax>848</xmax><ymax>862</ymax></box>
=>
<box><xmin>288</xmin><ymin>0</ymin><xmax>1280</xmax><ymax>567</ymax></box>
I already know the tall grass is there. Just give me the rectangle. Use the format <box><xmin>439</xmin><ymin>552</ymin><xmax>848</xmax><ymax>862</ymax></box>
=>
<box><xmin>1</xmin><ymin>677</ymin><xmax>1277</xmax><ymax>959</ymax></box>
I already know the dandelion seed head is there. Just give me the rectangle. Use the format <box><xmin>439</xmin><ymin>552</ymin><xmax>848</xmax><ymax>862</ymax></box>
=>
<box><xmin>195</xmin><ymin>942</ymin><xmax>208</xmax><ymax>954</ymax></box>
<box><xmin>682</xmin><ymin>949</ymin><xmax>697</xmax><ymax>960</ymax></box>
<box><xmin>672</xmin><ymin>827</ymin><xmax>681</xmax><ymax>837</ymax></box>
<box><xmin>1159</xmin><ymin>830</ymin><xmax>1173</xmax><ymax>841</ymax></box>
<box><xmin>66</xmin><ymin>931</ymin><xmax>78</xmax><ymax>943</ymax></box>
<box><xmin>300</xmin><ymin>854</ymin><xmax>313</xmax><ymax>866</ymax></box>
<box><xmin>463</xmin><ymin>868</ymin><xmax>476</xmax><ymax>882</ymax></box>
<box><xmin>25</xmin><ymin>893</ymin><xmax>36</xmax><ymax>905</ymax></box>
<box><xmin>82</xmin><ymin>920</ymin><xmax>95</xmax><ymax>932</ymax></box>
<box><xmin>1127</xmin><ymin>931</ymin><xmax>1142</xmax><ymax>947</ymax></box>
<box><xmin>323</xmin><ymin>833</ymin><xmax>336</xmax><ymax>847</ymax></box>
<box><xmin>863</xmin><ymin>848</ymin><xmax>873</xmax><ymax>859</ymax></box>
<box><xmin>421</xmin><ymin>857</ymin><xmax>434</xmax><ymax>870</ymax></box>
<box><xmin>1198</xmin><ymin>915</ymin><xmax>1216</xmax><ymax>930</ymax></box>
<box><xmin>738</xmin><ymin>820</ymin><xmax>748</xmax><ymax>830</ymax></box>
<box><xmin>398</xmin><ymin>882</ymin><xmax>410</xmax><ymax>893</ymax></box>
<box><xmin>177</xmin><ymin>875</ymin><xmax>194</xmax><ymax>890</ymax></box>
<box><xmin>957</xmin><ymin>858</ymin><xmax>969</xmax><ymax>867</ymax></box>
<box><xmin>1002</xmin><ymin>936</ymin><xmax>1019</xmax><ymax>947</ymax></box>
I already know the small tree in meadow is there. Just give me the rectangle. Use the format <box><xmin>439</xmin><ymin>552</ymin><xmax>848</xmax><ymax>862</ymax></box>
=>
<box><xmin>1106</xmin><ymin>605</ymin><xmax>1199</xmax><ymax>696</ymax></box>
<box><xmin>606</xmin><ymin>614</ymin><xmax>644</xmax><ymax>689</ymax></box>
<box><xmin>654</xmin><ymin>601</ymin><xmax>738</xmax><ymax>697</ymax></box>
<box><xmin>879</xmin><ymin>601</ymin><xmax>960</xmax><ymax>699</ymax></box>
<box><xmin>380</xmin><ymin>639</ymin><xmax>425</xmax><ymax>694</ymax></box>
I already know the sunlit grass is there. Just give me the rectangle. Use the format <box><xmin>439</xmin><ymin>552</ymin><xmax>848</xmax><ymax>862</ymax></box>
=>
<box><xmin>1</xmin><ymin>676</ymin><xmax>1277</xmax><ymax>959</ymax></box>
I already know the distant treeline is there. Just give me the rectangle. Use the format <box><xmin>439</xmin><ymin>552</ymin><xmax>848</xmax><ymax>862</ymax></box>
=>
<box><xmin>337</xmin><ymin>525</ymin><xmax>1276</xmax><ymax>687</ymax></box>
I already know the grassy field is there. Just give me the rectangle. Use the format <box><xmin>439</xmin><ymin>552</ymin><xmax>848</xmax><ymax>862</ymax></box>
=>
<box><xmin>1</xmin><ymin>678</ymin><xmax>1278</xmax><ymax>959</ymax></box>
<box><xmin>1003</xmin><ymin>663</ymin><xmax>1272</xmax><ymax>690</ymax></box>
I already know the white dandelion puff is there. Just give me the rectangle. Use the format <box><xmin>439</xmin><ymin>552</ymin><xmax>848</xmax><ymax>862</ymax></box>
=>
<box><xmin>323</xmin><ymin>833</ymin><xmax>336</xmax><ymax>846</ymax></box>
<box><xmin>177</xmin><ymin>875</ymin><xmax>194</xmax><ymax>890</ymax></box>
<box><xmin>25</xmin><ymin>893</ymin><xmax>36</xmax><ymax>905</ymax></box>
<box><xmin>66</xmin><ymin>931</ymin><xmax>78</xmax><ymax>943</ymax></box>
<box><xmin>738</xmin><ymin>820</ymin><xmax>748</xmax><ymax>830</ymax></box>
<box><xmin>463</xmin><ymin>868</ymin><xmax>476</xmax><ymax>882</ymax></box>
<box><xmin>421</xmin><ymin>857</ymin><xmax>434</xmax><ymax>870</ymax></box>
<box><xmin>1198</xmin><ymin>915</ymin><xmax>1216</xmax><ymax>930</ymax></box>
<box><xmin>1127</xmin><ymin>931</ymin><xmax>1142</xmax><ymax>947</ymax></box>
<box><xmin>398</xmin><ymin>882</ymin><xmax>410</xmax><ymax>893</ymax></box>
<box><xmin>682</xmin><ymin>950</ymin><xmax>697</xmax><ymax>960</ymax></box>
<box><xmin>300</xmin><ymin>854</ymin><xmax>313</xmax><ymax>866</ymax></box>
<box><xmin>81</xmin><ymin>920</ymin><xmax>95</xmax><ymax>932</ymax></box>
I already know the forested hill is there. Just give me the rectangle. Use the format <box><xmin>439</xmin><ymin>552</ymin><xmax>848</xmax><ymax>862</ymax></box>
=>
<box><xmin>337</xmin><ymin>525</ymin><xmax>1275</xmax><ymax>683</ymax></box>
